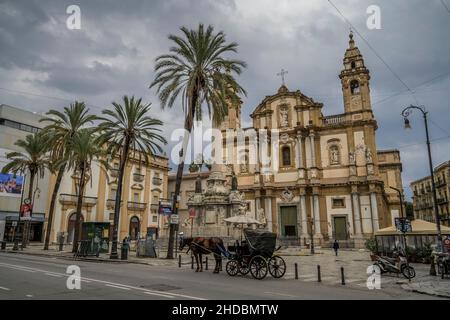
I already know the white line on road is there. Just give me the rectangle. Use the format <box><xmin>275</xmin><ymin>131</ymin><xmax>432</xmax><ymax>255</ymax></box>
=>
<box><xmin>0</xmin><ymin>286</ymin><xmax>10</xmax><ymax>291</ymax></box>
<box><xmin>105</xmin><ymin>284</ymin><xmax>131</xmax><ymax>291</ymax></box>
<box><xmin>264</xmin><ymin>291</ymin><xmax>298</xmax><ymax>298</ymax></box>
<box><xmin>0</xmin><ymin>260</ymin><xmax>205</xmax><ymax>300</ymax></box>
<box><xmin>143</xmin><ymin>291</ymin><xmax>175</xmax><ymax>299</ymax></box>
<box><xmin>45</xmin><ymin>273</ymin><xmax>63</xmax><ymax>278</ymax></box>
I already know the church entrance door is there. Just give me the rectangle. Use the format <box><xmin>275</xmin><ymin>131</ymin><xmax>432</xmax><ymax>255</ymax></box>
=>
<box><xmin>333</xmin><ymin>216</ymin><xmax>348</xmax><ymax>240</ymax></box>
<box><xmin>280</xmin><ymin>206</ymin><xmax>297</xmax><ymax>237</ymax></box>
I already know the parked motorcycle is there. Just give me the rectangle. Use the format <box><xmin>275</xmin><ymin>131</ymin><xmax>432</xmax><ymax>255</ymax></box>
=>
<box><xmin>372</xmin><ymin>251</ymin><xmax>416</xmax><ymax>279</ymax></box>
<box><xmin>435</xmin><ymin>252</ymin><xmax>450</xmax><ymax>279</ymax></box>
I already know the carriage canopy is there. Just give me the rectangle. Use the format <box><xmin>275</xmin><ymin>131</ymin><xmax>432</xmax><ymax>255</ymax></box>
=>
<box><xmin>244</xmin><ymin>229</ymin><xmax>277</xmax><ymax>258</ymax></box>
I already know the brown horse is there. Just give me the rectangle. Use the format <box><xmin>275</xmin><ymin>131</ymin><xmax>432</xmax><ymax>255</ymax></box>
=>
<box><xmin>179</xmin><ymin>237</ymin><xmax>225</xmax><ymax>273</ymax></box>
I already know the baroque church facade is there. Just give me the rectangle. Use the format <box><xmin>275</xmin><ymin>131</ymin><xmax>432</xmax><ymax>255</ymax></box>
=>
<box><xmin>169</xmin><ymin>33</ymin><xmax>403</xmax><ymax>247</ymax></box>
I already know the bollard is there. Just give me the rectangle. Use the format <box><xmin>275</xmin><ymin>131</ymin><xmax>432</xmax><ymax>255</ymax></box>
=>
<box><xmin>178</xmin><ymin>254</ymin><xmax>181</xmax><ymax>268</ymax></box>
<box><xmin>205</xmin><ymin>257</ymin><xmax>208</xmax><ymax>270</ymax></box>
<box><xmin>341</xmin><ymin>267</ymin><xmax>345</xmax><ymax>285</ymax></box>
<box><xmin>317</xmin><ymin>265</ymin><xmax>321</xmax><ymax>282</ymax></box>
<box><xmin>12</xmin><ymin>239</ymin><xmax>19</xmax><ymax>251</ymax></box>
<box><xmin>191</xmin><ymin>255</ymin><xmax>194</xmax><ymax>269</ymax></box>
<box><xmin>294</xmin><ymin>263</ymin><xmax>298</xmax><ymax>280</ymax></box>
<box><xmin>0</xmin><ymin>241</ymin><xmax>6</xmax><ymax>250</ymax></box>
<box><xmin>430</xmin><ymin>256</ymin><xmax>437</xmax><ymax>276</ymax></box>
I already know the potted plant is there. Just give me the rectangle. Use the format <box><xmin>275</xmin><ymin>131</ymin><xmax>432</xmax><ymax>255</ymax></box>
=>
<box><xmin>365</xmin><ymin>237</ymin><xmax>378</xmax><ymax>261</ymax></box>
<box><xmin>189</xmin><ymin>162</ymin><xmax>199</xmax><ymax>173</ymax></box>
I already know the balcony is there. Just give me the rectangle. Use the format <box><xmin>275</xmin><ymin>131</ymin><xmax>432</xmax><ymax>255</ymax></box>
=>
<box><xmin>437</xmin><ymin>198</ymin><xmax>449</xmax><ymax>205</ymax></box>
<box><xmin>323</xmin><ymin>114</ymin><xmax>346</xmax><ymax>126</ymax></box>
<box><xmin>127</xmin><ymin>201</ymin><xmax>147</xmax><ymax>211</ymax></box>
<box><xmin>152</xmin><ymin>177</ymin><xmax>163</xmax><ymax>186</ymax></box>
<box><xmin>133</xmin><ymin>173</ymin><xmax>145</xmax><ymax>183</ymax></box>
<box><xmin>109</xmin><ymin>168</ymin><xmax>119</xmax><ymax>178</ymax></box>
<box><xmin>436</xmin><ymin>180</ymin><xmax>446</xmax><ymax>188</ymax></box>
<box><xmin>59</xmin><ymin>193</ymin><xmax>97</xmax><ymax>207</ymax></box>
<box><xmin>106</xmin><ymin>199</ymin><xmax>123</xmax><ymax>209</ymax></box>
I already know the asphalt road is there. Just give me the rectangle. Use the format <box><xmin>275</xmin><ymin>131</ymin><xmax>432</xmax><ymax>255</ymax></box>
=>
<box><xmin>0</xmin><ymin>252</ymin><xmax>439</xmax><ymax>300</ymax></box>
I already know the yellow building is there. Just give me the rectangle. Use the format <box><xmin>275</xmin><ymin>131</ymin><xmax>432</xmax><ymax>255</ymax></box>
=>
<box><xmin>45</xmin><ymin>153</ymin><xmax>169</xmax><ymax>244</ymax></box>
<box><xmin>411</xmin><ymin>160</ymin><xmax>450</xmax><ymax>226</ymax></box>
<box><xmin>169</xmin><ymin>33</ymin><xmax>403</xmax><ymax>248</ymax></box>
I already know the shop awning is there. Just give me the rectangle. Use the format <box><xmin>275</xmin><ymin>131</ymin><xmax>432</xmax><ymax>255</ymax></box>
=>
<box><xmin>375</xmin><ymin>219</ymin><xmax>450</xmax><ymax>236</ymax></box>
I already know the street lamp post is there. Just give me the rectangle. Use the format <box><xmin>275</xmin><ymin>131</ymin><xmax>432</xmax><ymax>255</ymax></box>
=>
<box><xmin>309</xmin><ymin>217</ymin><xmax>315</xmax><ymax>255</ymax></box>
<box><xmin>401</xmin><ymin>105</ymin><xmax>443</xmax><ymax>253</ymax></box>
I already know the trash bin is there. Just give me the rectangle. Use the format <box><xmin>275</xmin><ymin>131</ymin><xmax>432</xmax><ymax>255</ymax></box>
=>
<box><xmin>121</xmin><ymin>238</ymin><xmax>129</xmax><ymax>260</ymax></box>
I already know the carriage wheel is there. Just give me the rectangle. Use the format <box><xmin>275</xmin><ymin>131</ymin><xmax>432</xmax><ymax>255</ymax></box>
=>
<box><xmin>250</xmin><ymin>255</ymin><xmax>268</xmax><ymax>280</ymax></box>
<box><xmin>268</xmin><ymin>255</ymin><xmax>286</xmax><ymax>278</ymax></box>
<box><xmin>226</xmin><ymin>260</ymin><xmax>239</xmax><ymax>276</ymax></box>
<box><xmin>238</xmin><ymin>261</ymin><xmax>250</xmax><ymax>275</ymax></box>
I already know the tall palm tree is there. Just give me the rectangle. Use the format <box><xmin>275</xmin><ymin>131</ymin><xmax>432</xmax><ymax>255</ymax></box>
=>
<box><xmin>1</xmin><ymin>132</ymin><xmax>49</xmax><ymax>246</ymax></box>
<box><xmin>40</xmin><ymin>102</ymin><xmax>97</xmax><ymax>250</ymax></box>
<box><xmin>150</xmin><ymin>24</ymin><xmax>246</xmax><ymax>258</ymax></box>
<box><xmin>63</xmin><ymin>129</ymin><xmax>104</xmax><ymax>253</ymax></box>
<box><xmin>96</xmin><ymin>95</ymin><xmax>166</xmax><ymax>259</ymax></box>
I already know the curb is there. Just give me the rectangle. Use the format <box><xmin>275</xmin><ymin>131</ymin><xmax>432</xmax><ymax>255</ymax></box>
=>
<box><xmin>401</xmin><ymin>284</ymin><xmax>450</xmax><ymax>299</ymax></box>
<box><xmin>1</xmin><ymin>249</ymin><xmax>177</xmax><ymax>267</ymax></box>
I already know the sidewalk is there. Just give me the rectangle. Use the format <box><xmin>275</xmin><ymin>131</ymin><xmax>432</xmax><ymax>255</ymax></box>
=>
<box><xmin>0</xmin><ymin>243</ymin><xmax>178</xmax><ymax>267</ymax></box>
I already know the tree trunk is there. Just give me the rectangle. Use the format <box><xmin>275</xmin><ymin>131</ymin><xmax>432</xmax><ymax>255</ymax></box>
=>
<box><xmin>22</xmin><ymin>171</ymin><xmax>35</xmax><ymax>247</ymax></box>
<box><xmin>72</xmin><ymin>164</ymin><xmax>86</xmax><ymax>253</ymax></box>
<box><xmin>110</xmin><ymin>139</ymin><xmax>130</xmax><ymax>259</ymax></box>
<box><xmin>44</xmin><ymin>165</ymin><xmax>65</xmax><ymax>250</ymax></box>
<box><xmin>167</xmin><ymin>91</ymin><xmax>198</xmax><ymax>259</ymax></box>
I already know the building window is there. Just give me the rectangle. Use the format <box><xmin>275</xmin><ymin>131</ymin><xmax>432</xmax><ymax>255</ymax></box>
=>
<box><xmin>110</xmin><ymin>188</ymin><xmax>117</xmax><ymax>199</ymax></box>
<box><xmin>351</xmin><ymin>61</ymin><xmax>356</xmax><ymax>69</ymax></box>
<box><xmin>332</xmin><ymin>198</ymin><xmax>346</xmax><ymax>208</ymax></box>
<box><xmin>329</xmin><ymin>145</ymin><xmax>341</xmax><ymax>165</ymax></box>
<box><xmin>152</xmin><ymin>215</ymin><xmax>158</xmax><ymax>223</ymax></box>
<box><xmin>133</xmin><ymin>192</ymin><xmax>139</xmax><ymax>202</ymax></box>
<box><xmin>350</xmin><ymin>80</ymin><xmax>360</xmax><ymax>94</ymax></box>
<box><xmin>282</xmin><ymin>146</ymin><xmax>291</xmax><ymax>166</ymax></box>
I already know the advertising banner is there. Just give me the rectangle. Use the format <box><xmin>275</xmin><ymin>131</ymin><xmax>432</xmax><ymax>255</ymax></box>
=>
<box><xmin>0</xmin><ymin>173</ymin><xmax>24</xmax><ymax>197</ymax></box>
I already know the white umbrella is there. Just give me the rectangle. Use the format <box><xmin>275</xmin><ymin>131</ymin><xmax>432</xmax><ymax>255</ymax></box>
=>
<box><xmin>223</xmin><ymin>215</ymin><xmax>263</xmax><ymax>225</ymax></box>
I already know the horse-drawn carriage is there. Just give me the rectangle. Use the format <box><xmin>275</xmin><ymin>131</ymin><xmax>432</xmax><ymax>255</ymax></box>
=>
<box><xmin>225</xmin><ymin>229</ymin><xmax>286</xmax><ymax>280</ymax></box>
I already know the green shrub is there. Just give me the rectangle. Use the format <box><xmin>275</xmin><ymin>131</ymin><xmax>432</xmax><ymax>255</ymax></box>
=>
<box><xmin>365</xmin><ymin>237</ymin><xmax>377</xmax><ymax>253</ymax></box>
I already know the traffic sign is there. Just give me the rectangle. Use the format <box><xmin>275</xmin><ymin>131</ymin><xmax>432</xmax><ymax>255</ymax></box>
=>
<box><xmin>170</xmin><ymin>214</ymin><xmax>179</xmax><ymax>225</ymax></box>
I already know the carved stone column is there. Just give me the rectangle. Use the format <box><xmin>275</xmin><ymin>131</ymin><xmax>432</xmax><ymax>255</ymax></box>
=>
<box><xmin>370</xmin><ymin>191</ymin><xmax>379</xmax><ymax>232</ymax></box>
<box><xmin>351</xmin><ymin>185</ymin><xmax>362</xmax><ymax>237</ymax></box>
<box><xmin>299</xmin><ymin>190</ymin><xmax>308</xmax><ymax>238</ymax></box>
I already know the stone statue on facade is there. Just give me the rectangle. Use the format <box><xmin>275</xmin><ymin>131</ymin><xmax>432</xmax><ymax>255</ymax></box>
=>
<box><xmin>280</xmin><ymin>107</ymin><xmax>288</xmax><ymax>127</ymax></box>
<box><xmin>258</xmin><ymin>208</ymin><xmax>267</xmax><ymax>225</ymax></box>
<box><xmin>195</xmin><ymin>174</ymin><xmax>202</xmax><ymax>193</ymax></box>
<box><xmin>365</xmin><ymin>147</ymin><xmax>373</xmax><ymax>163</ymax></box>
<box><xmin>349</xmin><ymin>150</ymin><xmax>355</xmax><ymax>165</ymax></box>
<box><xmin>231</xmin><ymin>171</ymin><xmax>238</xmax><ymax>191</ymax></box>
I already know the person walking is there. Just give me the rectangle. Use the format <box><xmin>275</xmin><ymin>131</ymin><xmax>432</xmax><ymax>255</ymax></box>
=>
<box><xmin>333</xmin><ymin>240</ymin><xmax>340</xmax><ymax>256</ymax></box>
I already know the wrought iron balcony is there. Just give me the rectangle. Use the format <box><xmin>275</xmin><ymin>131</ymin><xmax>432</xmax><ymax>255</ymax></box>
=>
<box><xmin>437</xmin><ymin>198</ymin><xmax>449</xmax><ymax>205</ymax></box>
<box><xmin>106</xmin><ymin>199</ymin><xmax>123</xmax><ymax>209</ymax></box>
<box><xmin>152</xmin><ymin>177</ymin><xmax>162</xmax><ymax>186</ymax></box>
<box><xmin>133</xmin><ymin>173</ymin><xmax>145</xmax><ymax>182</ymax></box>
<box><xmin>127</xmin><ymin>201</ymin><xmax>147</xmax><ymax>211</ymax></box>
<box><xmin>59</xmin><ymin>193</ymin><xmax>97</xmax><ymax>206</ymax></box>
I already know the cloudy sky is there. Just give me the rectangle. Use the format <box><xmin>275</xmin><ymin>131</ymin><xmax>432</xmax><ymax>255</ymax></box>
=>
<box><xmin>0</xmin><ymin>0</ymin><xmax>449</xmax><ymax>199</ymax></box>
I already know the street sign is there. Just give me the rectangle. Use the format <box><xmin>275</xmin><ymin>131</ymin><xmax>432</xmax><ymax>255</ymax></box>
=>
<box><xmin>159</xmin><ymin>200</ymin><xmax>173</xmax><ymax>215</ymax></box>
<box><xmin>395</xmin><ymin>217</ymin><xmax>412</xmax><ymax>233</ymax></box>
<box><xmin>170</xmin><ymin>214</ymin><xmax>179</xmax><ymax>225</ymax></box>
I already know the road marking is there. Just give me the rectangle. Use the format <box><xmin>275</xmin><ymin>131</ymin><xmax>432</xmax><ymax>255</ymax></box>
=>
<box><xmin>45</xmin><ymin>273</ymin><xmax>63</xmax><ymax>278</ymax></box>
<box><xmin>105</xmin><ymin>284</ymin><xmax>131</xmax><ymax>291</ymax></box>
<box><xmin>264</xmin><ymin>291</ymin><xmax>298</xmax><ymax>298</ymax></box>
<box><xmin>143</xmin><ymin>291</ymin><xmax>175</xmax><ymax>299</ymax></box>
<box><xmin>0</xmin><ymin>260</ymin><xmax>205</xmax><ymax>300</ymax></box>
<box><xmin>0</xmin><ymin>286</ymin><xmax>10</xmax><ymax>291</ymax></box>
<box><xmin>26</xmin><ymin>294</ymin><xmax>33</xmax><ymax>298</ymax></box>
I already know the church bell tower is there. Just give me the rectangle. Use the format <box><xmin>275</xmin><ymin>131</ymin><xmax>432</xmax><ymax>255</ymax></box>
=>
<box><xmin>339</xmin><ymin>32</ymin><xmax>373</xmax><ymax>117</ymax></box>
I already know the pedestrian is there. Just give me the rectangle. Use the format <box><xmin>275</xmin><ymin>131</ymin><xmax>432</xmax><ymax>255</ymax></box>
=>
<box><xmin>333</xmin><ymin>240</ymin><xmax>340</xmax><ymax>256</ymax></box>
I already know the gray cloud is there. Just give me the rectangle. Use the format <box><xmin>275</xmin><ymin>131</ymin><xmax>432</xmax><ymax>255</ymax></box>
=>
<box><xmin>0</xmin><ymin>0</ymin><xmax>449</xmax><ymax>200</ymax></box>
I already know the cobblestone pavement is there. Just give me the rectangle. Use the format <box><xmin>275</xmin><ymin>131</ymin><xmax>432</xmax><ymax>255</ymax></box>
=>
<box><xmin>2</xmin><ymin>243</ymin><xmax>449</xmax><ymax>298</ymax></box>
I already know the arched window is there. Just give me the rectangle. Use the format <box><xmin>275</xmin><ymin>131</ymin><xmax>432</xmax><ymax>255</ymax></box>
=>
<box><xmin>351</xmin><ymin>61</ymin><xmax>356</xmax><ymax>69</ymax></box>
<box><xmin>350</xmin><ymin>80</ymin><xmax>360</xmax><ymax>94</ymax></box>
<box><xmin>282</xmin><ymin>146</ymin><xmax>291</xmax><ymax>166</ymax></box>
<box><xmin>329</xmin><ymin>145</ymin><xmax>341</xmax><ymax>165</ymax></box>
<box><xmin>129</xmin><ymin>216</ymin><xmax>140</xmax><ymax>240</ymax></box>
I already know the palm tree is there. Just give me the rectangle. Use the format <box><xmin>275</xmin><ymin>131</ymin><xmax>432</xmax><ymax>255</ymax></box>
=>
<box><xmin>96</xmin><ymin>95</ymin><xmax>166</xmax><ymax>259</ymax></box>
<box><xmin>63</xmin><ymin>129</ymin><xmax>104</xmax><ymax>253</ymax></box>
<box><xmin>150</xmin><ymin>24</ymin><xmax>246</xmax><ymax>258</ymax></box>
<box><xmin>1</xmin><ymin>132</ymin><xmax>49</xmax><ymax>246</ymax></box>
<box><xmin>40</xmin><ymin>102</ymin><xmax>97</xmax><ymax>250</ymax></box>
